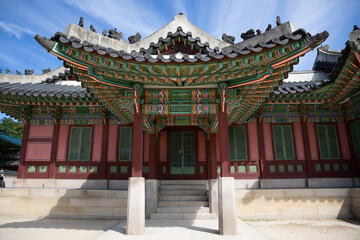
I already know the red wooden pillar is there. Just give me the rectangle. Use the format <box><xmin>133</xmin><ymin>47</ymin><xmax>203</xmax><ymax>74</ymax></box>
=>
<box><xmin>257</xmin><ymin>119</ymin><xmax>265</xmax><ymax>179</ymax></box>
<box><xmin>208</xmin><ymin>133</ymin><xmax>218</xmax><ymax>179</ymax></box>
<box><xmin>301</xmin><ymin>120</ymin><xmax>312</xmax><ymax>179</ymax></box>
<box><xmin>132</xmin><ymin>105</ymin><xmax>143</xmax><ymax>177</ymax></box>
<box><xmin>148</xmin><ymin>133</ymin><xmax>156</xmax><ymax>179</ymax></box>
<box><xmin>100</xmin><ymin>122</ymin><xmax>109</xmax><ymax>179</ymax></box>
<box><xmin>218</xmin><ymin>105</ymin><xmax>230</xmax><ymax>177</ymax></box>
<box><xmin>49</xmin><ymin>123</ymin><xmax>60</xmax><ymax>178</ymax></box>
<box><xmin>17</xmin><ymin>122</ymin><xmax>30</xmax><ymax>179</ymax></box>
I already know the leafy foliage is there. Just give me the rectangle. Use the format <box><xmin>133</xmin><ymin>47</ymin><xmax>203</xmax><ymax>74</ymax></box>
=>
<box><xmin>0</xmin><ymin>117</ymin><xmax>24</xmax><ymax>139</ymax></box>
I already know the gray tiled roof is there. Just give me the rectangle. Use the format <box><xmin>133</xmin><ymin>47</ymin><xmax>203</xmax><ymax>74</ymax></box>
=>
<box><xmin>47</xmin><ymin>27</ymin><xmax>324</xmax><ymax>64</ymax></box>
<box><xmin>273</xmin><ymin>79</ymin><xmax>331</xmax><ymax>95</ymax></box>
<box><xmin>0</xmin><ymin>81</ymin><xmax>91</xmax><ymax>98</ymax></box>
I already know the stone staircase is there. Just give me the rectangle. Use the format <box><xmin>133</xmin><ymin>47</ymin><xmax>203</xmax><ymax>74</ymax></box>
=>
<box><xmin>150</xmin><ymin>180</ymin><xmax>216</xmax><ymax>220</ymax></box>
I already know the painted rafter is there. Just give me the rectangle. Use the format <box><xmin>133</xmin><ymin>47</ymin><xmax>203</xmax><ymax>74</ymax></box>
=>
<box><xmin>53</xmin><ymin>39</ymin><xmax>307</xmax><ymax>87</ymax></box>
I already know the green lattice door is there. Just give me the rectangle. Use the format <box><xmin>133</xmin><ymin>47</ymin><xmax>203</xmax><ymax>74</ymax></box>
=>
<box><xmin>170</xmin><ymin>132</ymin><xmax>196</xmax><ymax>175</ymax></box>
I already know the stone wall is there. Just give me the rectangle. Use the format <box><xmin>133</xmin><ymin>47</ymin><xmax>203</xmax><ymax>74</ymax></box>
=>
<box><xmin>351</xmin><ymin>188</ymin><xmax>360</xmax><ymax>219</ymax></box>
<box><xmin>236</xmin><ymin>188</ymin><xmax>353</xmax><ymax>219</ymax></box>
<box><xmin>0</xmin><ymin>188</ymin><xmax>127</xmax><ymax>219</ymax></box>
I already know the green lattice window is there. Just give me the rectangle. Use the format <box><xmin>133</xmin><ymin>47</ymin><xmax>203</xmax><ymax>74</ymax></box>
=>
<box><xmin>350</xmin><ymin>120</ymin><xmax>360</xmax><ymax>158</ymax></box>
<box><xmin>68</xmin><ymin>127</ymin><xmax>92</xmax><ymax>161</ymax></box>
<box><xmin>229</xmin><ymin>126</ymin><xmax>247</xmax><ymax>161</ymax></box>
<box><xmin>317</xmin><ymin>125</ymin><xmax>340</xmax><ymax>159</ymax></box>
<box><xmin>119</xmin><ymin>127</ymin><xmax>133</xmax><ymax>161</ymax></box>
<box><xmin>273</xmin><ymin>125</ymin><xmax>295</xmax><ymax>160</ymax></box>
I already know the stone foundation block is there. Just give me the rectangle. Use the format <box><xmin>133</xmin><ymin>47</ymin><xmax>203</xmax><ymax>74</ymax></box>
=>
<box><xmin>145</xmin><ymin>179</ymin><xmax>158</xmax><ymax>219</ymax></box>
<box><xmin>218</xmin><ymin>177</ymin><xmax>237</xmax><ymax>235</ymax></box>
<box><xmin>209</xmin><ymin>179</ymin><xmax>218</xmax><ymax>215</ymax></box>
<box><xmin>126</xmin><ymin>177</ymin><xmax>145</xmax><ymax>235</ymax></box>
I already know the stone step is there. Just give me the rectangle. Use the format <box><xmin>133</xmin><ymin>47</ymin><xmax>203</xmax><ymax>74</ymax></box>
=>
<box><xmin>161</xmin><ymin>180</ymin><xmax>208</xmax><ymax>185</ymax></box>
<box><xmin>161</xmin><ymin>184</ymin><xmax>206</xmax><ymax>190</ymax></box>
<box><xmin>150</xmin><ymin>212</ymin><xmax>216</xmax><ymax>220</ymax></box>
<box><xmin>156</xmin><ymin>207</ymin><xmax>210</xmax><ymax>213</ymax></box>
<box><xmin>159</xmin><ymin>195</ymin><xmax>208</xmax><ymax>201</ymax></box>
<box><xmin>158</xmin><ymin>200</ymin><xmax>209</xmax><ymax>207</ymax></box>
<box><xmin>160</xmin><ymin>189</ymin><xmax>207</xmax><ymax>196</ymax></box>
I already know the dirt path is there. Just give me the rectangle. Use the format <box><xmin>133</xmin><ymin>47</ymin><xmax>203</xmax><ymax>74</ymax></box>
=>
<box><xmin>246</xmin><ymin>219</ymin><xmax>360</xmax><ymax>240</ymax></box>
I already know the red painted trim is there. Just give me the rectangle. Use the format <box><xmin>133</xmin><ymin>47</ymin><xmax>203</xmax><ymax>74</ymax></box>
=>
<box><xmin>56</xmin><ymin>125</ymin><xmax>69</xmax><ymax>161</ymax></box>
<box><xmin>218</xmin><ymin>104</ymin><xmax>230</xmax><ymax>177</ymax></box>
<box><xmin>49</xmin><ymin>123</ymin><xmax>60</xmax><ymax>178</ymax></box>
<box><xmin>293</xmin><ymin>122</ymin><xmax>305</xmax><ymax>161</ymax></box>
<box><xmin>17</xmin><ymin>123</ymin><xmax>30</xmax><ymax>179</ymax></box>
<box><xmin>198</xmin><ymin>131</ymin><xmax>206</xmax><ymax>162</ymax></box>
<box><xmin>307</xmin><ymin>122</ymin><xmax>319</xmax><ymax>160</ymax></box>
<box><xmin>337</xmin><ymin>122</ymin><xmax>351</xmax><ymax>159</ymax></box>
<box><xmin>28</xmin><ymin>125</ymin><xmax>54</xmax><ymax>138</ymax></box>
<box><xmin>107</xmin><ymin>124</ymin><xmax>118</xmax><ymax>162</ymax></box>
<box><xmin>271</xmin><ymin>48</ymin><xmax>311</xmax><ymax>68</ymax></box>
<box><xmin>132</xmin><ymin>106</ymin><xmax>143</xmax><ymax>177</ymax></box>
<box><xmin>263</xmin><ymin>122</ymin><xmax>273</xmax><ymax>161</ymax></box>
<box><xmin>159</xmin><ymin>131</ymin><xmax>167</xmax><ymax>162</ymax></box>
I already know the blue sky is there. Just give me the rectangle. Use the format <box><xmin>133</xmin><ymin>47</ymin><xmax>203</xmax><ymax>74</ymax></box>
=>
<box><xmin>0</xmin><ymin>0</ymin><xmax>359</xmax><ymax>118</ymax></box>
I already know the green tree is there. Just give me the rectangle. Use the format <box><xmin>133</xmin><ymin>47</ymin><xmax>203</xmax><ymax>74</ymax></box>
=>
<box><xmin>0</xmin><ymin>117</ymin><xmax>24</xmax><ymax>139</ymax></box>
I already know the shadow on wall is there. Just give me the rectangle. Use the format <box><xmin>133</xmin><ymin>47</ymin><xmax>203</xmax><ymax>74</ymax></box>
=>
<box><xmin>236</xmin><ymin>188</ymin><xmax>354</xmax><ymax>219</ymax></box>
<box><xmin>0</xmin><ymin>178</ymin><xmax>219</xmax><ymax>237</ymax></box>
<box><xmin>0</xmin><ymin>176</ymin><xmax>128</xmax><ymax>232</ymax></box>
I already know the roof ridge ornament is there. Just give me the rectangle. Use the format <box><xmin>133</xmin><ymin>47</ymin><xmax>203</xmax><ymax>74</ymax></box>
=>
<box><xmin>240</xmin><ymin>29</ymin><xmax>255</xmax><ymax>40</ymax></box>
<box><xmin>222</xmin><ymin>33</ymin><xmax>235</xmax><ymax>44</ymax></box>
<box><xmin>276</xmin><ymin>16</ymin><xmax>282</xmax><ymax>26</ymax></box>
<box><xmin>128</xmin><ymin>32</ymin><xmax>141</xmax><ymax>44</ymax></box>
<box><xmin>78</xmin><ymin>17</ymin><xmax>84</xmax><ymax>27</ymax></box>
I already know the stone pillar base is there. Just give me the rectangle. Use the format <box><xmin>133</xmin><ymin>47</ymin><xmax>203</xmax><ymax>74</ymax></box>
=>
<box><xmin>145</xmin><ymin>179</ymin><xmax>158</xmax><ymax>219</ymax></box>
<box><xmin>218</xmin><ymin>177</ymin><xmax>237</xmax><ymax>235</ymax></box>
<box><xmin>126</xmin><ymin>177</ymin><xmax>145</xmax><ymax>235</ymax></box>
<box><xmin>209</xmin><ymin>179</ymin><xmax>218</xmax><ymax>216</ymax></box>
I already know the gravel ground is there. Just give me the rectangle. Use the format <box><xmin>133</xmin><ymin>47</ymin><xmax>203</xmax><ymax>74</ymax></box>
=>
<box><xmin>246</xmin><ymin>219</ymin><xmax>360</xmax><ymax>240</ymax></box>
<box><xmin>0</xmin><ymin>216</ymin><xmax>120</xmax><ymax>240</ymax></box>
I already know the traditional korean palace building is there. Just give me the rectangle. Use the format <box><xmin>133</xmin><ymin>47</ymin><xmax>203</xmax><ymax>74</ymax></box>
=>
<box><xmin>0</xmin><ymin>14</ymin><xmax>359</xmax><ymax>186</ymax></box>
<box><xmin>1</xmin><ymin>14</ymin><xmax>360</xmax><ymax>234</ymax></box>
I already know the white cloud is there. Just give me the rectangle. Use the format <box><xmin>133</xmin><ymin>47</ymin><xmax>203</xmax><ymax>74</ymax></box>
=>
<box><xmin>0</xmin><ymin>51</ymin><xmax>16</xmax><ymax>65</ymax></box>
<box><xmin>64</xmin><ymin>0</ymin><xmax>167</xmax><ymax>37</ymax></box>
<box><xmin>0</xmin><ymin>21</ymin><xmax>36</xmax><ymax>39</ymax></box>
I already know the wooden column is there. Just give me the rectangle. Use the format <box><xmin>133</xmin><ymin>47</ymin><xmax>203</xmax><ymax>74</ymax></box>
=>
<box><xmin>257</xmin><ymin>119</ymin><xmax>265</xmax><ymax>179</ymax></box>
<box><xmin>132</xmin><ymin>105</ymin><xmax>143</xmax><ymax>177</ymax></box>
<box><xmin>100</xmin><ymin>122</ymin><xmax>109</xmax><ymax>179</ymax></box>
<box><xmin>209</xmin><ymin>133</ymin><xmax>218</xmax><ymax>179</ymax></box>
<box><xmin>148</xmin><ymin>133</ymin><xmax>156</xmax><ymax>179</ymax></box>
<box><xmin>218</xmin><ymin>105</ymin><xmax>230</xmax><ymax>177</ymax></box>
<box><xmin>49</xmin><ymin>123</ymin><xmax>60</xmax><ymax>178</ymax></box>
<box><xmin>17</xmin><ymin>122</ymin><xmax>30</xmax><ymax>179</ymax></box>
<box><xmin>301</xmin><ymin>120</ymin><xmax>311</xmax><ymax>179</ymax></box>
<box><xmin>301</xmin><ymin>120</ymin><xmax>312</xmax><ymax>179</ymax></box>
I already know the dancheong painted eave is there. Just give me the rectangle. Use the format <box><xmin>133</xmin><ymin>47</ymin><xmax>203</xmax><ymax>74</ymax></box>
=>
<box><xmin>31</xmin><ymin>14</ymin><xmax>330</xmax><ymax>126</ymax></box>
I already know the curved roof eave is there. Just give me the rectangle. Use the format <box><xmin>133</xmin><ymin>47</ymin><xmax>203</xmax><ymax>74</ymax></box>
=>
<box><xmin>0</xmin><ymin>66</ymin><xmax>68</xmax><ymax>84</ymax></box>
